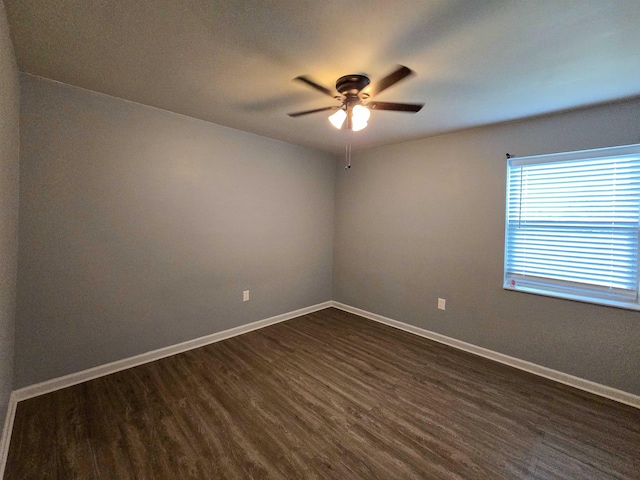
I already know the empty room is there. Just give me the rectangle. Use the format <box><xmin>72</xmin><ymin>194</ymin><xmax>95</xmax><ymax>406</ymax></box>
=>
<box><xmin>1</xmin><ymin>0</ymin><xmax>640</xmax><ymax>478</ymax></box>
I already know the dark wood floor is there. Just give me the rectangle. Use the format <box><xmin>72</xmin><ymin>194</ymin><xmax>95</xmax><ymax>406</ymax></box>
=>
<box><xmin>5</xmin><ymin>308</ymin><xmax>640</xmax><ymax>479</ymax></box>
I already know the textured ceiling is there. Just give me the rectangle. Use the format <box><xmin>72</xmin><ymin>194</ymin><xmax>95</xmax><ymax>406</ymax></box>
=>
<box><xmin>5</xmin><ymin>0</ymin><xmax>640</xmax><ymax>154</ymax></box>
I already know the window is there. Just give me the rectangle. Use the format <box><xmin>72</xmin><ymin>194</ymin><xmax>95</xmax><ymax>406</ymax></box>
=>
<box><xmin>504</xmin><ymin>143</ymin><xmax>640</xmax><ymax>310</ymax></box>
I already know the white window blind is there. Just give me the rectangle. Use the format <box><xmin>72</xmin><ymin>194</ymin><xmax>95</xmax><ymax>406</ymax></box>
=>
<box><xmin>504</xmin><ymin>143</ymin><xmax>640</xmax><ymax>309</ymax></box>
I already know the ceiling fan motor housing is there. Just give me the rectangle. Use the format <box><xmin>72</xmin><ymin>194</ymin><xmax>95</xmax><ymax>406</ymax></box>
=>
<box><xmin>335</xmin><ymin>74</ymin><xmax>370</xmax><ymax>95</ymax></box>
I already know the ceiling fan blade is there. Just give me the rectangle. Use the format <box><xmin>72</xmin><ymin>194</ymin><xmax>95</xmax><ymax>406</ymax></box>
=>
<box><xmin>368</xmin><ymin>101</ymin><xmax>423</xmax><ymax>112</ymax></box>
<box><xmin>294</xmin><ymin>76</ymin><xmax>335</xmax><ymax>98</ymax></box>
<box><xmin>287</xmin><ymin>106</ymin><xmax>338</xmax><ymax>117</ymax></box>
<box><xmin>368</xmin><ymin>66</ymin><xmax>414</xmax><ymax>97</ymax></box>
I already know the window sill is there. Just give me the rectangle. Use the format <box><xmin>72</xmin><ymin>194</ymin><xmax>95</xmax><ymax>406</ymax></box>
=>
<box><xmin>503</xmin><ymin>285</ymin><xmax>640</xmax><ymax>312</ymax></box>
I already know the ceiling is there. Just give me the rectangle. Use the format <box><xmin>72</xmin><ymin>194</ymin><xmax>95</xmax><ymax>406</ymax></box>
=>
<box><xmin>5</xmin><ymin>0</ymin><xmax>640</xmax><ymax>154</ymax></box>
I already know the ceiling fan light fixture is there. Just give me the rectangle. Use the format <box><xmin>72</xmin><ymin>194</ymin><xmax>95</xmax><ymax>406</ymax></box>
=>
<box><xmin>329</xmin><ymin>109</ymin><xmax>347</xmax><ymax>129</ymax></box>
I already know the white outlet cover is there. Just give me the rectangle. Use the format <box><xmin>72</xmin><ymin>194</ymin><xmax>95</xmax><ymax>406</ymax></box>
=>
<box><xmin>438</xmin><ymin>298</ymin><xmax>446</xmax><ymax>310</ymax></box>
<box><xmin>243</xmin><ymin>290</ymin><xmax>250</xmax><ymax>302</ymax></box>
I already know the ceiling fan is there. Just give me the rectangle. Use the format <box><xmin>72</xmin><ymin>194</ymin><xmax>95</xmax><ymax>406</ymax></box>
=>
<box><xmin>287</xmin><ymin>65</ymin><xmax>423</xmax><ymax>132</ymax></box>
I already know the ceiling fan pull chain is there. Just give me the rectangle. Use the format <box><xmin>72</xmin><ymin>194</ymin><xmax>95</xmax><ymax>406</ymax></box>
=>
<box><xmin>345</xmin><ymin>132</ymin><xmax>352</xmax><ymax>169</ymax></box>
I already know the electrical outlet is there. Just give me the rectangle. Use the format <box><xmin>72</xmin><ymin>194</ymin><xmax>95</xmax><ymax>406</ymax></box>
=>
<box><xmin>438</xmin><ymin>298</ymin><xmax>446</xmax><ymax>310</ymax></box>
<box><xmin>243</xmin><ymin>290</ymin><xmax>250</xmax><ymax>302</ymax></box>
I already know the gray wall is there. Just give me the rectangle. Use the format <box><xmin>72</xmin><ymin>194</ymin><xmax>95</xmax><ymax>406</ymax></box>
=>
<box><xmin>12</xmin><ymin>72</ymin><xmax>640</xmax><ymax>398</ymax></box>
<box><xmin>334</xmin><ymin>98</ymin><xmax>640</xmax><ymax>395</ymax></box>
<box><xmin>0</xmin><ymin>2</ymin><xmax>19</xmax><ymax>426</ymax></box>
<box><xmin>15</xmin><ymin>75</ymin><xmax>335</xmax><ymax>388</ymax></box>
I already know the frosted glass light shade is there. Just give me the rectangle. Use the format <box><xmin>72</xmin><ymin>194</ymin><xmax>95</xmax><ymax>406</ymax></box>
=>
<box><xmin>351</xmin><ymin>105</ymin><xmax>370</xmax><ymax>131</ymax></box>
<box><xmin>329</xmin><ymin>109</ymin><xmax>347</xmax><ymax>129</ymax></box>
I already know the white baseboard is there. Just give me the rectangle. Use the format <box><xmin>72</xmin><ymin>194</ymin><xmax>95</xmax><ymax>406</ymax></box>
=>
<box><xmin>1</xmin><ymin>301</ymin><xmax>331</xmax><ymax>478</ymax></box>
<box><xmin>0</xmin><ymin>392</ymin><xmax>18</xmax><ymax>479</ymax></box>
<box><xmin>331</xmin><ymin>301</ymin><xmax>640</xmax><ymax>410</ymax></box>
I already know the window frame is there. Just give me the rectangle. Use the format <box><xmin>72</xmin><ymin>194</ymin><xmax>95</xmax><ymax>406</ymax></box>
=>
<box><xmin>503</xmin><ymin>143</ymin><xmax>640</xmax><ymax>311</ymax></box>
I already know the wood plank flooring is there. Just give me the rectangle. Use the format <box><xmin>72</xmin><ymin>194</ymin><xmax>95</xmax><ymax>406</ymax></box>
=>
<box><xmin>5</xmin><ymin>307</ymin><xmax>640</xmax><ymax>479</ymax></box>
